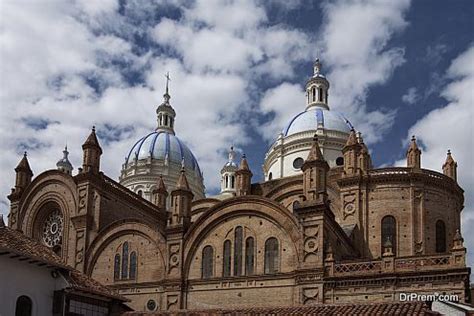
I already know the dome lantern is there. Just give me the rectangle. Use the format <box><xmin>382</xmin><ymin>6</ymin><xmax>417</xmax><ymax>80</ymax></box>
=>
<box><xmin>156</xmin><ymin>72</ymin><xmax>176</xmax><ymax>135</ymax></box>
<box><xmin>306</xmin><ymin>58</ymin><xmax>330</xmax><ymax>110</ymax></box>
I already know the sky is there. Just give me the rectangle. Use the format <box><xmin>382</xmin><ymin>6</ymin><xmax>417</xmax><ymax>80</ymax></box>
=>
<box><xmin>0</xmin><ymin>0</ymin><xmax>473</xmax><ymax>265</ymax></box>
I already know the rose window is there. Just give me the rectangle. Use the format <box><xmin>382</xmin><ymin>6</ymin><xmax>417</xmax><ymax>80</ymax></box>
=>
<box><xmin>42</xmin><ymin>210</ymin><xmax>63</xmax><ymax>247</ymax></box>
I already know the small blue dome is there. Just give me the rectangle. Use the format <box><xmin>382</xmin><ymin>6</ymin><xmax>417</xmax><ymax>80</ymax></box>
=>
<box><xmin>283</xmin><ymin>106</ymin><xmax>353</xmax><ymax>136</ymax></box>
<box><xmin>125</xmin><ymin>131</ymin><xmax>201</xmax><ymax>175</ymax></box>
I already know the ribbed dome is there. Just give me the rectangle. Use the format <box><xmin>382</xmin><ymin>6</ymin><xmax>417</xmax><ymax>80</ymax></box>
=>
<box><xmin>125</xmin><ymin>131</ymin><xmax>201</xmax><ymax>175</ymax></box>
<box><xmin>283</xmin><ymin>106</ymin><xmax>353</xmax><ymax>136</ymax></box>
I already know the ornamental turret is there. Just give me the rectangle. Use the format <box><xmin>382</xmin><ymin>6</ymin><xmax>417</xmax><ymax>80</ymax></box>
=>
<box><xmin>56</xmin><ymin>146</ymin><xmax>73</xmax><ymax>175</ymax></box>
<box><xmin>443</xmin><ymin>150</ymin><xmax>457</xmax><ymax>181</ymax></box>
<box><xmin>235</xmin><ymin>154</ymin><xmax>252</xmax><ymax>196</ymax></box>
<box><xmin>301</xmin><ymin>136</ymin><xmax>329</xmax><ymax>202</ymax></box>
<box><xmin>406</xmin><ymin>135</ymin><xmax>421</xmax><ymax>169</ymax></box>
<box><xmin>13</xmin><ymin>152</ymin><xmax>33</xmax><ymax>194</ymax></box>
<box><xmin>81</xmin><ymin>126</ymin><xmax>102</xmax><ymax>174</ymax></box>
<box><xmin>152</xmin><ymin>175</ymin><xmax>168</xmax><ymax>210</ymax></box>
<box><xmin>220</xmin><ymin>146</ymin><xmax>238</xmax><ymax>195</ymax></box>
<box><xmin>169</xmin><ymin>164</ymin><xmax>193</xmax><ymax>228</ymax></box>
<box><xmin>305</xmin><ymin>59</ymin><xmax>330</xmax><ymax>110</ymax></box>
<box><xmin>357</xmin><ymin>133</ymin><xmax>372</xmax><ymax>173</ymax></box>
<box><xmin>342</xmin><ymin>129</ymin><xmax>360</xmax><ymax>176</ymax></box>
<box><xmin>156</xmin><ymin>72</ymin><xmax>176</xmax><ymax>135</ymax></box>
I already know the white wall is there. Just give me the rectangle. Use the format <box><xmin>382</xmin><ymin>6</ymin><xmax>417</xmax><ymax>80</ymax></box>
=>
<box><xmin>0</xmin><ymin>256</ymin><xmax>65</xmax><ymax>316</ymax></box>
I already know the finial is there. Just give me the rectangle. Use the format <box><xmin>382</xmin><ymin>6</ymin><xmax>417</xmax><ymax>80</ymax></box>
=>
<box><xmin>24</xmin><ymin>151</ymin><xmax>27</xmax><ymax>157</ymax></box>
<box><xmin>242</xmin><ymin>153</ymin><xmax>246</xmax><ymax>159</ymax></box>
<box><xmin>313</xmin><ymin>134</ymin><xmax>318</xmax><ymax>142</ymax></box>
<box><xmin>447</xmin><ymin>149</ymin><xmax>451</xmax><ymax>155</ymax></box>
<box><xmin>411</xmin><ymin>135</ymin><xmax>416</xmax><ymax>141</ymax></box>
<box><xmin>165</xmin><ymin>72</ymin><xmax>171</xmax><ymax>95</ymax></box>
<box><xmin>181</xmin><ymin>156</ymin><xmax>185</xmax><ymax>169</ymax></box>
<box><xmin>314</xmin><ymin>58</ymin><xmax>322</xmax><ymax>75</ymax></box>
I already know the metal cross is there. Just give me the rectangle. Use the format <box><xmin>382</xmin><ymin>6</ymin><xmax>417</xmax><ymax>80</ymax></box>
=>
<box><xmin>165</xmin><ymin>72</ymin><xmax>171</xmax><ymax>94</ymax></box>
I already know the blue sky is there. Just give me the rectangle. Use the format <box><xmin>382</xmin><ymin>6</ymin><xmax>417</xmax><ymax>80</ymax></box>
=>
<box><xmin>0</xmin><ymin>0</ymin><xmax>473</xmax><ymax>264</ymax></box>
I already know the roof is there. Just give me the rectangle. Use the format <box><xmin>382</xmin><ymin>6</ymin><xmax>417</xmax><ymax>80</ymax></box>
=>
<box><xmin>282</xmin><ymin>106</ymin><xmax>353</xmax><ymax>137</ymax></box>
<box><xmin>123</xmin><ymin>302</ymin><xmax>438</xmax><ymax>315</ymax></box>
<box><xmin>0</xmin><ymin>224</ymin><xmax>126</xmax><ymax>301</ymax></box>
<box><xmin>125</xmin><ymin>131</ymin><xmax>201</xmax><ymax>176</ymax></box>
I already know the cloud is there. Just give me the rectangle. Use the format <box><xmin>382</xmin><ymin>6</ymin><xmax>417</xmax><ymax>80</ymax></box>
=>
<box><xmin>402</xmin><ymin>87</ymin><xmax>419</xmax><ymax>105</ymax></box>
<box><xmin>0</xmin><ymin>0</ymin><xmax>316</xmax><ymax>217</ymax></box>
<box><xmin>317</xmin><ymin>0</ymin><xmax>410</xmax><ymax>144</ymax></box>
<box><xmin>399</xmin><ymin>44</ymin><xmax>474</xmax><ymax>266</ymax></box>
<box><xmin>258</xmin><ymin>83</ymin><xmax>304</xmax><ymax>141</ymax></box>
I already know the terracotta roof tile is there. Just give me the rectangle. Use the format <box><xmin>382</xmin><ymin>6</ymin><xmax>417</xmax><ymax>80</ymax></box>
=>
<box><xmin>0</xmin><ymin>225</ymin><xmax>125</xmax><ymax>301</ymax></box>
<box><xmin>123</xmin><ymin>301</ymin><xmax>438</xmax><ymax>316</ymax></box>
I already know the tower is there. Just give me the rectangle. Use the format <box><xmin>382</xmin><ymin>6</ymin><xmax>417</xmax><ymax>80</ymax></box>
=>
<box><xmin>81</xmin><ymin>127</ymin><xmax>102</xmax><ymax>174</ymax></box>
<box><xmin>220</xmin><ymin>146</ymin><xmax>238</xmax><ymax>195</ymax></box>
<box><xmin>301</xmin><ymin>136</ymin><xmax>329</xmax><ymax>202</ymax></box>
<box><xmin>156</xmin><ymin>72</ymin><xmax>176</xmax><ymax>134</ymax></box>
<box><xmin>406</xmin><ymin>135</ymin><xmax>421</xmax><ymax>169</ymax></box>
<box><xmin>56</xmin><ymin>146</ymin><xmax>73</xmax><ymax>175</ymax></box>
<box><xmin>443</xmin><ymin>150</ymin><xmax>457</xmax><ymax>181</ymax></box>
<box><xmin>305</xmin><ymin>59</ymin><xmax>330</xmax><ymax>110</ymax></box>
<box><xmin>235</xmin><ymin>154</ymin><xmax>252</xmax><ymax>196</ymax></box>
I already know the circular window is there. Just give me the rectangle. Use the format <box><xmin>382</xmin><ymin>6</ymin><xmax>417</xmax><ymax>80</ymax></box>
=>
<box><xmin>293</xmin><ymin>157</ymin><xmax>304</xmax><ymax>169</ymax></box>
<box><xmin>147</xmin><ymin>299</ymin><xmax>157</xmax><ymax>311</ymax></box>
<box><xmin>42</xmin><ymin>210</ymin><xmax>63</xmax><ymax>247</ymax></box>
<box><xmin>336</xmin><ymin>157</ymin><xmax>344</xmax><ymax>166</ymax></box>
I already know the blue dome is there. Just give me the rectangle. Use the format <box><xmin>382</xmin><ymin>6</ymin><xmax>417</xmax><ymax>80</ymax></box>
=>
<box><xmin>283</xmin><ymin>107</ymin><xmax>353</xmax><ymax>136</ymax></box>
<box><xmin>125</xmin><ymin>131</ymin><xmax>201</xmax><ymax>175</ymax></box>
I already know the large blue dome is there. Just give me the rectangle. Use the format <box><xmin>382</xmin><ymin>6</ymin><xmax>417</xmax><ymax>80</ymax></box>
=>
<box><xmin>125</xmin><ymin>131</ymin><xmax>201</xmax><ymax>174</ymax></box>
<box><xmin>283</xmin><ymin>106</ymin><xmax>353</xmax><ymax>136</ymax></box>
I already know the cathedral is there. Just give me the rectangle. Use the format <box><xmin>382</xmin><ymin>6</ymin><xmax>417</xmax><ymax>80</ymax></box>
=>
<box><xmin>6</xmin><ymin>59</ymin><xmax>470</xmax><ymax>312</ymax></box>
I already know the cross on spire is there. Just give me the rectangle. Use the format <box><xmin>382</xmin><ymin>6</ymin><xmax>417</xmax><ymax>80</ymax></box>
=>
<box><xmin>165</xmin><ymin>72</ymin><xmax>171</xmax><ymax>95</ymax></box>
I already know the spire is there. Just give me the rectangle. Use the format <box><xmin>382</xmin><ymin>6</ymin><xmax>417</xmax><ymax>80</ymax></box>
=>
<box><xmin>82</xmin><ymin>126</ymin><xmax>102</xmax><ymax>174</ymax></box>
<box><xmin>157</xmin><ymin>174</ymin><xmax>167</xmax><ymax>192</ymax></box>
<box><xmin>238</xmin><ymin>153</ymin><xmax>251</xmax><ymax>171</ymax></box>
<box><xmin>56</xmin><ymin>145</ymin><xmax>73</xmax><ymax>175</ymax></box>
<box><xmin>15</xmin><ymin>152</ymin><xmax>33</xmax><ymax>175</ymax></box>
<box><xmin>443</xmin><ymin>149</ymin><xmax>457</xmax><ymax>181</ymax></box>
<box><xmin>406</xmin><ymin>135</ymin><xmax>421</xmax><ymax>169</ymax></box>
<box><xmin>176</xmin><ymin>167</ymin><xmax>190</xmax><ymax>190</ymax></box>
<box><xmin>345</xmin><ymin>129</ymin><xmax>358</xmax><ymax>147</ymax></box>
<box><xmin>156</xmin><ymin>72</ymin><xmax>176</xmax><ymax>134</ymax></box>
<box><xmin>306</xmin><ymin>58</ymin><xmax>330</xmax><ymax>110</ymax></box>
<box><xmin>306</xmin><ymin>136</ymin><xmax>325</xmax><ymax>162</ymax></box>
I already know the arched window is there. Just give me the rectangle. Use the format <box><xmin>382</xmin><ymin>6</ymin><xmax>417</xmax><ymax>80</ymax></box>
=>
<box><xmin>319</xmin><ymin>88</ymin><xmax>323</xmax><ymax>102</ymax></box>
<box><xmin>202</xmin><ymin>246</ymin><xmax>214</xmax><ymax>279</ymax></box>
<box><xmin>268</xmin><ymin>172</ymin><xmax>273</xmax><ymax>180</ymax></box>
<box><xmin>245</xmin><ymin>237</ymin><xmax>254</xmax><ymax>276</ymax></box>
<box><xmin>264</xmin><ymin>237</ymin><xmax>279</xmax><ymax>274</ymax></box>
<box><xmin>170</xmin><ymin>118</ymin><xmax>174</xmax><ymax>128</ymax></box>
<box><xmin>230</xmin><ymin>176</ymin><xmax>235</xmax><ymax>188</ymax></box>
<box><xmin>129</xmin><ymin>251</ymin><xmax>137</xmax><ymax>279</ymax></box>
<box><xmin>225</xmin><ymin>175</ymin><xmax>228</xmax><ymax>188</ymax></box>
<box><xmin>381</xmin><ymin>216</ymin><xmax>396</xmax><ymax>255</ymax></box>
<box><xmin>114</xmin><ymin>254</ymin><xmax>121</xmax><ymax>280</ymax></box>
<box><xmin>137</xmin><ymin>190</ymin><xmax>143</xmax><ymax>197</ymax></box>
<box><xmin>15</xmin><ymin>295</ymin><xmax>32</xmax><ymax>316</ymax></box>
<box><xmin>436</xmin><ymin>220</ymin><xmax>447</xmax><ymax>253</ymax></box>
<box><xmin>234</xmin><ymin>226</ymin><xmax>243</xmax><ymax>276</ymax></box>
<box><xmin>223</xmin><ymin>240</ymin><xmax>231</xmax><ymax>277</ymax></box>
<box><xmin>122</xmin><ymin>242</ymin><xmax>129</xmax><ymax>279</ymax></box>
<box><xmin>164</xmin><ymin>115</ymin><xmax>168</xmax><ymax>126</ymax></box>
<box><xmin>312</xmin><ymin>87</ymin><xmax>316</xmax><ymax>102</ymax></box>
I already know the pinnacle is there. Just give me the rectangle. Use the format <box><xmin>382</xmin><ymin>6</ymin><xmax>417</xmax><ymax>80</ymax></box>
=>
<box><xmin>306</xmin><ymin>135</ymin><xmax>325</xmax><ymax>162</ymax></box>
<box><xmin>345</xmin><ymin>129</ymin><xmax>358</xmax><ymax>147</ymax></box>
<box><xmin>176</xmin><ymin>168</ymin><xmax>190</xmax><ymax>190</ymax></box>
<box><xmin>83</xmin><ymin>126</ymin><xmax>102</xmax><ymax>152</ymax></box>
<box><xmin>239</xmin><ymin>154</ymin><xmax>251</xmax><ymax>171</ymax></box>
<box><xmin>157</xmin><ymin>174</ymin><xmax>167</xmax><ymax>192</ymax></box>
<box><xmin>15</xmin><ymin>151</ymin><xmax>33</xmax><ymax>174</ymax></box>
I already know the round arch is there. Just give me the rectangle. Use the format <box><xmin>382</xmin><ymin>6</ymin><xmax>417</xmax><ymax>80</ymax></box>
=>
<box><xmin>183</xmin><ymin>196</ymin><xmax>302</xmax><ymax>279</ymax></box>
